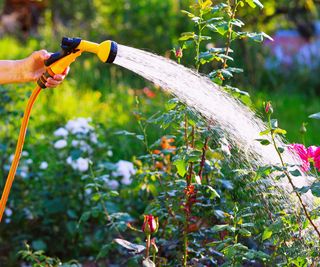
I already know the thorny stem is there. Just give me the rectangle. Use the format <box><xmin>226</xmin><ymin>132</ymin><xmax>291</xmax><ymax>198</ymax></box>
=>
<box><xmin>269</xmin><ymin>128</ymin><xmax>320</xmax><ymax>239</ymax></box>
<box><xmin>184</xmin><ymin>114</ymin><xmax>188</xmax><ymax>148</ymax></box>
<box><xmin>183</xmin><ymin>213</ymin><xmax>189</xmax><ymax>267</ymax></box>
<box><xmin>223</xmin><ymin>0</ymin><xmax>240</xmax><ymax>70</ymax></box>
<box><xmin>198</xmin><ymin>136</ymin><xmax>209</xmax><ymax>180</ymax></box>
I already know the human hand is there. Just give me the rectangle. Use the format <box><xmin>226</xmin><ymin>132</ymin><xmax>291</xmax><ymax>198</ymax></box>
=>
<box><xmin>22</xmin><ymin>50</ymin><xmax>70</xmax><ymax>88</ymax></box>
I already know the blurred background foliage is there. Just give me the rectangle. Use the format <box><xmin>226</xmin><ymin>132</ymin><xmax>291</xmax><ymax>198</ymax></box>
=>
<box><xmin>0</xmin><ymin>0</ymin><xmax>318</xmax><ymax>144</ymax></box>
<box><xmin>0</xmin><ymin>0</ymin><xmax>320</xmax><ymax>265</ymax></box>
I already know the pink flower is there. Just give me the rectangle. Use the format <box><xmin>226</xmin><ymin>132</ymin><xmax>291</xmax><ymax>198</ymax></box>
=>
<box><xmin>307</xmin><ymin>146</ymin><xmax>318</xmax><ymax>159</ymax></box>
<box><xmin>289</xmin><ymin>144</ymin><xmax>320</xmax><ymax>172</ymax></box>
<box><xmin>289</xmin><ymin>144</ymin><xmax>309</xmax><ymax>172</ymax></box>
<box><xmin>314</xmin><ymin>147</ymin><xmax>320</xmax><ymax>171</ymax></box>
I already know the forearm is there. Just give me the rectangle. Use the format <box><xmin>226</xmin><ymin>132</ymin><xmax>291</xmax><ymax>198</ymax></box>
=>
<box><xmin>0</xmin><ymin>60</ymin><xmax>29</xmax><ymax>84</ymax></box>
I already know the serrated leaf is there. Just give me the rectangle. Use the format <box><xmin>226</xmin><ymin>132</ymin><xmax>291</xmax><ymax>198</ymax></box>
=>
<box><xmin>262</xmin><ymin>228</ymin><xmax>272</xmax><ymax>241</ymax></box>
<box><xmin>173</xmin><ymin>159</ymin><xmax>187</xmax><ymax>177</ymax></box>
<box><xmin>309</xmin><ymin>112</ymin><xmax>320</xmax><ymax>120</ymax></box>
<box><xmin>114</xmin><ymin>238</ymin><xmax>145</xmax><ymax>254</ymax></box>
<box><xmin>179</xmin><ymin>32</ymin><xmax>195</xmax><ymax>41</ymax></box>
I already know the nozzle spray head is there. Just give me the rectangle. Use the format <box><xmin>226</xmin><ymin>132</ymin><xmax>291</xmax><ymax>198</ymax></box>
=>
<box><xmin>97</xmin><ymin>40</ymin><xmax>118</xmax><ymax>63</ymax></box>
<box><xmin>37</xmin><ymin>37</ymin><xmax>118</xmax><ymax>89</ymax></box>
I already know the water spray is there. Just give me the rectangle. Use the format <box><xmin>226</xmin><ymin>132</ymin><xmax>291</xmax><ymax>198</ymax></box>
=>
<box><xmin>0</xmin><ymin>37</ymin><xmax>118</xmax><ymax>221</ymax></box>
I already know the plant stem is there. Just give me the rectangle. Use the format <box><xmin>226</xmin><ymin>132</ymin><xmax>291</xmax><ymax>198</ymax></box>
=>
<box><xmin>183</xmin><ymin>220</ymin><xmax>188</xmax><ymax>267</ymax></box>
<box><xmin>146</xmin><ymin>234</ymin><xmax>151</xmax><ymax>259</ymax></box>
<box><xmin>270</xmin><ymin>133</ymin><xmax>320</xmax><ymax>239</ymax></box>
<box><xmin>223</xmin><ymin>0</ymin><xmax>239</xmax><ymax>69</ymax></box>
<box><xmin>198</xmin><ymin>136</ymin><xmax>209</xmax><ymax>180</ymax></box>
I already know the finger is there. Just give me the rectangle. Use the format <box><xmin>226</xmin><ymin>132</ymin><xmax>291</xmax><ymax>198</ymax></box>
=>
<box><xmin>46</xmin><ymin>78</ymin><xmax>61</xmax><ymax>87</ymax></box>
<box><xmin>62</xmin><ymin>67</ymin><xmax>70</xmax><ymax>75</ymax></box>
<box><xmin>53</xmin><ymin>74</ymin><xmax>64</xmax><ymax>81</ymax></box>
<box><xmin>33</xmin><ymin>49</ymin><xmax>50</xmax><ymax>60</ymax></box>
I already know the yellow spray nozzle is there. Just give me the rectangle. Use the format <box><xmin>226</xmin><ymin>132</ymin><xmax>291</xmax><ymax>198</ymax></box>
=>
<box><xmin>37</xmin><ymin>37</ymin><xmax>118</xmax><ymax>89</ymax></box>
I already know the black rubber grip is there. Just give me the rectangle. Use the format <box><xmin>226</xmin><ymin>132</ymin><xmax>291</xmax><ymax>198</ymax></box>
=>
<box><xmin>106</xmin><ymin>41</ymin><xmax>118</xmax><ymax>63</ymax></box>
<box><xmin>37</xmin><ymin>71</ymin><xmax>54</xmax><ymax>89</ymax></box>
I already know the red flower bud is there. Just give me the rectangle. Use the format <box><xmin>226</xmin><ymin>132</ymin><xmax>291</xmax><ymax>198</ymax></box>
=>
<box><xmin>265</xmin><ymin>101</ymin><xmax>273</xmax><ymax>114</ymax></box>
<box><xmin>142</xmin><ymin>215</ymin><xmax>159</xmax><ymax>235</ymax></box>
<box><xmin>175</xmin><ymin>48</ymin><xmax>183</xmax><ymax>59</ymax></box>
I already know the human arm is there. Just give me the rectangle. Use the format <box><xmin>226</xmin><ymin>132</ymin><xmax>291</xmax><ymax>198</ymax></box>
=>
<box><xmin>0</xmin><ymin>50</ymin><xmax>69</xmax><ymax>88</ymax></box>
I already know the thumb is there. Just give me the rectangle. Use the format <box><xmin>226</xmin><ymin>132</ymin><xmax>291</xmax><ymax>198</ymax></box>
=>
<box><xmin>32</xmin><ymin>49</ymin><xmax>50</xmax><ymax>61</ymax></box>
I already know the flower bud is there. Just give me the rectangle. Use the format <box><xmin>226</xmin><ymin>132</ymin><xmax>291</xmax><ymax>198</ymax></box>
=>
<box><xmin>150</xmin><ymin>238</ymin><xmax>158</xmax><ymax>254</ymax></box>
<box><xmin>300</xmin><ymin>123</ymin><xmax>307</xmax><ymax>134</ymax></box>
<box><xmin>265</xmin><ymin>101</ymin><xmax>273</xmax><ymax>114</ymax></box>
<box><xmin>142</xmin><ymin>215</ymin><xmax>159</xmax><ymax>235</ymax></box>
<box><xmin>175</xmin><ymin>48</ymin><xmax>183</xmax><ymax>59</ymax></box>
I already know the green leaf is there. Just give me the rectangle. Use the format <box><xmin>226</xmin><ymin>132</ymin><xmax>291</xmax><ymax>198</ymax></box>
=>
<box><xmin>309</xmin><ymin>112</ymin><xmax>320</xmax><ymax>120</ymax></box>
<box><xmin>173</xmin><ymin>159</ymin><xmax>187</xmax><ymax>177</ymax></box>
<box><xmin>271</xmin><ymin>119</ymin><xmax>278</xmax><ymax>129</ymax></box>
<box><xmin>179</xmin><ymin>32</ymin><xmax>195</xmax><ymax>41</ymax></box>
<box><xmin>256</xmin><ymin>139</ymin><xmax>270</xmax><ymax>146</ymax></box>
<box><xmin>289</xmin><ymin>169</ymin><xmax>302</xmax><ymax>177</ymax></box>
<box><xmin>181</xmin><ymin>10</ymin><xmax>195</xmax><ymax>18</ymax></box>
<box><xmin>310</xmin><ymin>182</ymin><xmax>320</xmax><ymax>197</ymax></box>
<box><xmin>262</xmin><ymin>228</ymin><xmax>272</xmax><ymax>241</ymax></box>
<box><xmin>114</xmin><ymin>238</ymin><xmax>145</xmax><ymax>254</ymax></box>
<box><xmin>239</xmin><ymin>228</ymin><xmax>251</xmax><ymax>237</ymax></box>
<box><xmin>245</xmin><ymin>0</ymin><xmax>263</xmax><ymax>8</ymax></box>
<box><xmin>206</xmin><ymin>185</ymin><xmax>220</xmax><ymax>199</ymax></box>
<box><xmin>259</xmin><ymin>129</ymin><xmax>271</xmax><ymax>136</ymax></box>
<box><xmin>91</xmin><ymin>193</ymin><xmax>101</xmax><ymax>202</ymax></box>
<box><xmin>273</xmin><ymin>128</ymin><xmax>287</xmax><ymax>135</ymax></box>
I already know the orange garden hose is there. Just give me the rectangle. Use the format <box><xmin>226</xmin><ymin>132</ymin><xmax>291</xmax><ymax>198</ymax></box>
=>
<box><xmin>0</xmin><ymin>86</ymin><xmax>42</xmax><ymax>221</ymax></box>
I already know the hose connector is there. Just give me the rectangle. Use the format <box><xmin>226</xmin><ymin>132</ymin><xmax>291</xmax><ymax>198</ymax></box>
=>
<box><xmin>37</xmin><ymin>37</ymin><xmax>118</xmax><ymax>89</ymax></box>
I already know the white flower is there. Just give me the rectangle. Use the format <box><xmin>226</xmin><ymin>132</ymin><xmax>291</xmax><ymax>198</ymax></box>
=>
<box><xmin>105</xmin><ymin>179</ymin><xmax>119</xmax><ymax>190</ymax></box>
<box><xmin>90</xmin><ymin>133</ymin><xmax>98</xmax><ymax>143</ymax></box>
<box><xmin>5</xmin><ymin>208</ymin><xmax>12</xmax><ymax>217</ymax></box>
<box><xmin>112</xmin><ymin>160</ymin><xmax>136</xmax><ymax>185</ymax></box>
<box><xmin>40</xmin><ymin>161</ymin><xmax>48</xmax><ymax>170</ymax></box>
<box><xmin>54</xmin><ymin>139</ymin><xmax>67</xmax><ymax>149</ymax></box>
<box><xmin>22</xmin><ymin>151</ymin><xmax>29</xmax><ymax>157</ymax></box>
<box><xmin>66</xmin><ymin>156</ymin><xmax>73</xmax><ymax>165</ymax></box>
<box><xmin>66</xmin><ymin>118</ymin><xmax>94</xmax><ymax>135</ymax></box>
<box><xmin>5</xmin><ymin>218</ymin><xmax>11</xmax><ymax>223</ymax></box>
<box><xmin>54</xmin><ymin>127</ymin><xmax>69</xmax><ymax>137</ymax></box>
<box><xmin>26</xmin><ymin>159</ymin><xmax>33</xmax><ymax>165</ymax></box>
<box><xmin>107</xmin><ymin>150</ymin><xmax>113</xmax><ymax>157</ymax></box>
<box><xmin>76</xmin><ymin>157</ymin><xmax>90</xmax><ymax>172</ymax></box>
<box><xmin>71</xmin><ymin>140</ymin><xmax>80</xmax><ymax>147</ymax></box>
<box><xmin>9</xmin><ymin>154</ymin><xmax>14</xmax><ymax>163</ymax></box>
